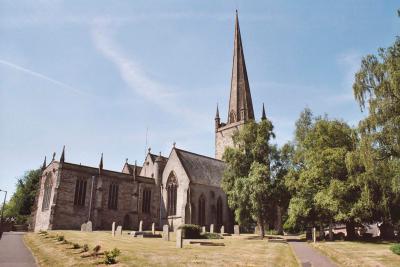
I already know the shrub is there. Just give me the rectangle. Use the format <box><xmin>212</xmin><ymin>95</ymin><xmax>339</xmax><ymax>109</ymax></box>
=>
<box><xmin>390</xmin><ymin>244</ymin><xmax>400</xmax><ymax>255</ymax></box>
<box><xmin>265</xmin><ymin>229</ymin><xmax>279</xmax><ymax>235</ymax></box>
<box><xmin>38</xmin><ymin>230</ymin><xmax>48</xmax><ymax>236</ymax></box>
<box><xmin>104</xmin><ymin>248</ymin><xmax>121</xmax><ymax>265</ymax></box>
<box><xmin>56</xmin><ymin>235</ymin><xmax>65</xmax><ymax>242</ymax></box>
<box><xmin>82</xmin><ymin>244</ymin><xmax>89</xmax><ymax>252</ymax></box>
<box><xmin>72</xmin><ymin>243</ymin><xmax>80</xmax><ymax>249</ymax></box>
<box><xmin>201</xmin><ymin>232</ymin><xmax>223</xmax><ymax>239</ymax></box>
<box><xmin>178</xmin><ymin>224</ymin><xmax>202</xmax><ymax>239</ymax></box>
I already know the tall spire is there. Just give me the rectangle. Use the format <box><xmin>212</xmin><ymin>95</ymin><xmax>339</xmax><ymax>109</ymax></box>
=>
<box><xmin>228</xmin><ymin>10</ymin><xmax>254</xmax><ymax>124</ymax></box>
<box><xmin>60</xmin><ymin>145</ymin><xmax>65</xmax><ymax>163</ymax></box>
<box><xmin>261</xmin><ymin>103</ymin><xmax>266</xmax><ymax>120</ymax></box>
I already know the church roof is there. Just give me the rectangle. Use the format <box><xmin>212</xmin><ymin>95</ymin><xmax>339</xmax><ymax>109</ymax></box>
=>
<box><xmin>175</xmin><ymin>148</ymin><xmax>225</xmax><ymax>187</ymax></box>
<box><xmin>149</xmin><ymin>153</ymin><xmax>168</xmax><ymax>163</ymax></box>
<box><xmin>125</xmin><ymin>163</ymin><xmax>142</xmax><ymax>176</ymax></box>
<box><xmin>228</xmin><ymin>10</ymin><xmax>254</xmax><ymax>123</ymax></box>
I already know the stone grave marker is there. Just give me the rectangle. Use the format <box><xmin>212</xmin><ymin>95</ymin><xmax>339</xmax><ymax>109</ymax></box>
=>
<box><xmin>210</xmin><ymin>224</ymin><xmax>214</xmax><ymax>233</ymax></box>
<box><xmin>151</xmin><ymin>223</ymin><xmax>155</xmax><ymax>235</ymax></box>
<box><xmin>116</xmin><ymin>225</ymin><xmax>123</xmax><ymax>235</ymax></box>
<box><xmin>86</xmin><ymin>221</ymin><xmax>92</xmax><ymax>232</ymax></box>
<box><xmin>176</xmin><ymin>229</ymin><xmax>183</xmax><ymax>248</ymax></box>
<box><xmin>81</xmin><ymin>223</ymin><xmax>87</xmax><ymax>232</ymax></box>
<box><xmin>139</xmin><ymin>220</ymin><xmax>143</xmax><ymax>232</ymax></box>
<box><xmin>112</xmin><ymin>222</ymin><xmax>116</xmax><ymax>237</ymax></box>
<box><xmin>312</xmin><ymin>227</ymin><xmax>316</xmax><ymax>243</ymax></box>
<box><xmin>163</xmin><ymin>225</ymin><xmax>170</xmax><ymax>241</ymax></box>
<box><xmin>202</xmin><ymin>226</ymin><xmax>206</xmax><ymax>233</ymax></box>
<box><xmin>234</xmin><ymin>225</ymin><xmax>240</xmax><ymax>235</ymax></box>
<box><xmin>220</xmin><ymin>225</ymin><xmax>225</xmax><ymax>235</ymax></box>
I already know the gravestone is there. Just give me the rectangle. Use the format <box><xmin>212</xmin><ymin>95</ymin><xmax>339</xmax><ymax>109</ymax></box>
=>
<box><xmin>220</xmin><ymin>225</ymin><xmax>225</xmax><ymax>235</ymax></box>
<box><xmin>210</xmin><ymin>224</ymin><xmax>214</xmax><ymax>233</ymax></box>
<box><xmin>163</xmin><ymin>225</ymin><xmax>170</xmax><ymax>241</ymax></box>
<box><xmin>176</xmin><ymin>229</ymin><xmax>183</xmax><ymax>248</ymax></box>
<box><xmin>86</xmin><ymin>221</ymin><xmax>92</xmax><ymax>232</ymax></box>
<box><xmin>234</xmin><ymin>225</ymin><xmax>240</xmax><ymax>235</ymax></box>
<box><xmin>312</xmin><ymin>227</ymin><xmax>316</xmax><ymax>243</ymax></box>
<box><xmin>202</xmin><ymin>226</ymin><xmax>206</xmax><ymax>233</ymax></box>
<box><xmin>112</xmin><ymin>222</ymin><xmax>116</xmax><ymax>237</ymax></box>
<box><xmin>116</xmin><ymin>225</ymin><xmax>123</xmax><ymax>235</ymax></box>
<box><xmin>152</xmin><ymin>223</ymin><xmax>155</xmax><ymax>235</ymax></box>
<box><xmin>139</xmin><ymin>220</ymin><xmax>143</xmax><ymax>232</ymax></box>
<box><xmin>81</xmin><ymin>223</ymin><xmax>87</xmax><ymax>232</ymax></box>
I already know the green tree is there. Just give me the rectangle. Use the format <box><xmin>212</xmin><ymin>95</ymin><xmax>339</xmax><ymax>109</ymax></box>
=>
<box><xmin>222</xmin><ymin>119</ymin><xmax>275</xmax><ymax>238</ymax></box>
<box><xmin>4</xmin><ymin>169</ymin><xmax>41</xmax><ymax>224</ymax></box>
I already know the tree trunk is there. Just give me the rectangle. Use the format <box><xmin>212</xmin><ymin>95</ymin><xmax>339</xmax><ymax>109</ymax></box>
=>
<box><xmin>329</xmin><ymin>221</ymin><xmax>333</xmax><ymax>241</ymax></box>
<box><xmin>258</xmin><ymin>218</ymin><xmax>265</xmax><ymax>239</ymax></box>
<box><xmin>319</xmin><ymin>222</ymin><xmax>325</xmax><ymax>241</ymax></box>
<box><xmin>275</xmin><ymin>206</ymin><xmax>283</xmax><ymax>235</ymax></box>
<box><xmin>346</xmin><ymin>221</ymin><xmax>356</xmax><ymax>240</ymax></box>
<box><xmin>379</xmin><ymin>221</ymin><xmax>394</xmax><ymax>240</ymax></box>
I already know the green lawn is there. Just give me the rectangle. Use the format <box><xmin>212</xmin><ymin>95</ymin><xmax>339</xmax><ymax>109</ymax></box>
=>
<box><xmin>312</xmin><ymin>241</ymin><xmax>400</xmax><ymax>267</ymax></box>
<box><xmin>24</xmin><ymin>231</ymin><xmax>299</xmax><ymax>266</ymax></box>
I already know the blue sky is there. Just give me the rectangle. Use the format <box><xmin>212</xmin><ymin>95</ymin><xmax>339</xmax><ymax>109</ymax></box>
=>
<box><xmin>0</xmin><ymin>1</ymin><xmax>399</xmax><ymax>196</ymax></box>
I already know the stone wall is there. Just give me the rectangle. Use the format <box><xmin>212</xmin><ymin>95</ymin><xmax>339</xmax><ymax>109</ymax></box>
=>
<box><xmin>215</xmin><ymin>121</ymin><xmax>244</xmax><ymax>160</ymax></box>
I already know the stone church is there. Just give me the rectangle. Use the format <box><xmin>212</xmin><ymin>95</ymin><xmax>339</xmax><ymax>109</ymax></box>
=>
<box><xmin>33</xmin><ymin>12</ymin><xmax>263</xmax><ymax>232</ymax></box>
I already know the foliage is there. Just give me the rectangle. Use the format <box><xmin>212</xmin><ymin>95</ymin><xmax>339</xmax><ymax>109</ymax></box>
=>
<box><xmin>3</xmin><ymin>169</ymin><xmax>41</xmax><ymax>224</ymax></box>
<box><xmin>56</xmin><ymin>235</ymin><xmax>64</xmax><ymax>242</ymax></box>
<box><xmin>104</xmin><ymin>248</ymin><xmax>121</xmax><ymax>265</ymax></box>
<box><xmin>390</xmin><ymin>244</ymin><xmax>400</xmax><ymax>255</ymax></box>
<box><xmin>178</xmin><ymin>224</ymin><xmax>202</xmax><ymax>239</ymax></box>
<box><xmin>200</xmin><ymin>232</ymin><xmax>223</xmax><ymax>239</ymax></box>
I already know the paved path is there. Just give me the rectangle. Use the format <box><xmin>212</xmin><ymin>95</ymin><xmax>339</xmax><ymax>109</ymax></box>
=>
<box><xmin>289</xmin><ymin>241</ymin><xmax>337</xmax><ymax>267</ymax></box>
<box><xmin>0</xmin><ymin>232</ymin><xmax>37</xmax><ymax>267</ymax></box>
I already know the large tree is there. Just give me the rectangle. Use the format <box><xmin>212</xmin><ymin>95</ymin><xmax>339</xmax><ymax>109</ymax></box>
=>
<box><xmin>222</xmin><ymin>118</ymin><xmax>276</xmax><ymax>238</ymax></box>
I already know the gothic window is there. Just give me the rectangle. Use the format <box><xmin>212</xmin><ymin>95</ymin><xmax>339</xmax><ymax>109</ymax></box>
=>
<box><xmin>73</xmin><ymin>178</ymin><xmax>87</xmax><ymax>206</ymax></box>
<box><xmin>229</xmin><ymin>111</ymin><xmax>236</xmax><ymax>123</ymax></box>
<box><xmin>167</xmin><ymin>173</ymin><xmax>178</xmax><ymax>216</ymax></box>
<box><xmin>108</xmin><ymin>183</ymin><xmax>119</xmax><ymax>210</ymax></box>
<box><xmin>142</xmin><ymin>188</ymin><xmax>151</xmax><ymax>214</ymax></box>
<box><xmin>198</xmin><ymin>194</ymin><xmax>206</xmax><ymax>226</ymax></box>
<box><xmin>41</xmin><ymin>175</ymin><xmax>52</xmax><ymax>211</ymax></box>
<box><xmin>216</xmin><ymin>197</ymin><xmax>223</xmax><ymax>226</ymax></box>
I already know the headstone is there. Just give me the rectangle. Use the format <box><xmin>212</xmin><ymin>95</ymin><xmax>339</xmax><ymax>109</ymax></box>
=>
<box><xmin>220</xmin><ymin>225</ymin><xmax>225</xmax><ymax>235</ymax></box>
<box><xmin>112</xmin><ymin>222</ymin><xmax>116</xmax><ymax>237</ymax></box>
<box><xmin>163</xmin><ymin>225</ymin><xmax>170</xmax><ymax>241</ymax></box>
<box><xmin>312</xmin><ymin>227</ymin><xmax>316</xmax><ymax>243</ymax></box>
<box><xmin>254</xmin><ymin>225</ymin><xmax>260</xmax><ymax>235</ymax></box>
<box><xmin>151</xmin><ymin>223</ymin><xmax>155</xmax><ymax>235</ymax></box>
<box><xmin>234</xmin><ymin>225</ymin><xmax>240</xmax><ymax>235</ymax></box>
<box><xmin>210</xmin><ymin>224</ymin><xmax>214</xmax><ymax>233</ymax></box>
<box><xmin>116</xmin><ymin>225</ymin><xmax>123</xmax><ymax>235</ymax></box>
<box><xmin>202</xmin><ymin>226</ymin><xmax>206</xmax><ymax>233</ymax></box>
<box><xmin>86</xmin><ymin>221</ymin><xmax>92</xmax><ymax>232</ymax></box>
<box><xmin>139</xmin><ymin>220</ymin><xmax>143</xmax><ymax>232</ymax></box>
<box><xmin>176</xmin><ymin>229</ymin><xmax>183</xmax><ymax>248</ymax></box>
<box><xmin>81</xmin><ymin>223</ymin><xmax>87</xmax><ymax>232</ymax></box>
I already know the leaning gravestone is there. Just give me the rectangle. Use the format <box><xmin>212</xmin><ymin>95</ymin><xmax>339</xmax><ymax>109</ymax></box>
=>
<box><xmin>220</xmin><ymin>225</ymin><xmax>225</xmax><ymax>235</ymax></box>
<box><xmin>81</xmin><ymin>223</ymin><xmax>87</xmax><ymax>232</ymax></box>
<box><xmin>116</xmin><ymin>225</ymin><xmax>123</xmax><ymax>235</ymax></box>
<box><xmin>112</xmin><ymin>222</ymin><xmax>116</xmax><ymax>237</ymax></box>
<box><xmin>234</xmin><ymin>225</ymin><xmax>240</xmax><ymax>235</ymax></box>
<box><xmin>202</xmin><ymin>226</ymin><xmax>206</xmax><ymax>233</ymax></box>
<box><xmin>312</xmin><ymin>227</ymin><xmax>316</xmax><ymax>243</ymax></box>
<box><xmin>139</xmin><ymin>220</ymin><xmax>143</xmax><ymax>232</ymax></box>
<box><xmin>163</xmin><ymin>225</ymin><xmax>170</xmax><ymax>241</ymax></box>
<box><xmin>210</xmin><ymin>224</ymin><xmax>214</xmax><ymax>233</ymax></box>
<box><xmin>86</xmin><ymin>221</ymin><xmax>93</xmax><ymax>232</ymax></box>
<box><xmin>151</xmin><ymin>223</ymin><xmax>155</xmax><ymax>235</ymax></box>
<box><xmin>176</xmin><ymin>229</ymin><xmax>183</xmax><ymax>248</ymax></box>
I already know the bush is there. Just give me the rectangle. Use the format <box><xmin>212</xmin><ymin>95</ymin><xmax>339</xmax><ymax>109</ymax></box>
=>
<box><xmin>390</xmin><ymin>244</ymin><xmax>400</xmax><ymax>255</ymax></box>
<box><xmin>72</xmin><ymin>243</ymin><xmax>80</xmax><ymax>249</ymax></box>
<box><xmin>104</xmin><ymin>248</ymin><xmax>121</xmax><ymax>265</ymax></box>
<box><xmin>56</xmin><ymin>235</ymin><xmax>64</xmax><ymax>242</ymax></box>
<box><xmin>265</xmin><ymin>229</ymin><xmax>279</xmax><ymax>235</ymax></box>
<box><xmin>178</xmin><ymin>224</ymin><xmax>202</xmax><ymax>239</ymax></box>
<box><xmin>201</xmin><ymin>232</ymin><xmax>223</xmax><ymax>239</ymax></box>
<box><xmin>38</xmin><ymin>230</ymin><xmax>48</xmax><ymax>236</ymax></box>
<box><xmin>82</xmin><ymin>244</ymin><xmax>89</xmax><ymax>252</ymax></box>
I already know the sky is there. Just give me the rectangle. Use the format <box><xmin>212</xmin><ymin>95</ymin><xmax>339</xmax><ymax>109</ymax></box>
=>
<box><xmin>0</xmin><ymin>1</ymin><xmax>399</xmax><ymax>197</ymax></box>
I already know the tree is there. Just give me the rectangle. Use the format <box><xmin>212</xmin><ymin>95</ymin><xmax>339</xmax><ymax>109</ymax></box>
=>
<box><xmin>4</xmin><ymin>169</ymin><xmax>41</xmax><ymax>224</ymax></box>
<box><xmin>222</xmin><ymin>119</ymin><xmax>275</xmax><ymax>238</ymax></box>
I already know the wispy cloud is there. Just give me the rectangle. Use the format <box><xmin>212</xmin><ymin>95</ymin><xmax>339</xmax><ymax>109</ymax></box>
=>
<box><xmin>0</xmin><ymin>59</ymin><xmax>88</xmax><ymax>96</ymax></box>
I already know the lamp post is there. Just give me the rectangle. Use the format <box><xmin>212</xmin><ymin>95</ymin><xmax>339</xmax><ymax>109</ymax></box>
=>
<box><xmin>0</xmin><ymin>189</ymin><xmax>7</xmax><ymax>240</ymax></box>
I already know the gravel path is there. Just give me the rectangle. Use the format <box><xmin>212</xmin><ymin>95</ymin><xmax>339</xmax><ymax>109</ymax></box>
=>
<box><xmin>0</xmin><ymin>232</ymin><xmax>37</xmax><ymax>267</ymax></box>
<box><xmin>289</xmin><ymin>241</ymin><xmax>337</xmax><ymax>267</ymax></box>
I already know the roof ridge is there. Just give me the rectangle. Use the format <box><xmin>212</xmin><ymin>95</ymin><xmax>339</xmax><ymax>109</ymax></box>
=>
<box><xmin>175</xmin><ymin>148</ymin><xmax>224</xmax><ymax>163</ymax></box>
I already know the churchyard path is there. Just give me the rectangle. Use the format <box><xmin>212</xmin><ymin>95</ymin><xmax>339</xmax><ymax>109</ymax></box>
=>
<box><xmin>0</xmin><ymin>232</ymin><xmax>37</xmax><ymax>267</ymax></box>
<box><xmin>289</xmin><ymin>240</ymin><xmax>337</xmax><ymax>267</ymax></box>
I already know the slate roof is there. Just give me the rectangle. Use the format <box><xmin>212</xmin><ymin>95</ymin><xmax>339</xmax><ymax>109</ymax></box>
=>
<box><xmin>149</xmin><ymin>153</ymin><xmax>168</xmax><ymax>163</ymax></box>
<box><xmin>175</xmin><ymin>148</ymin><xmax>226</xmax><ymax>187</ymax></box>
<box><xmin>125</xmin><ymin>164</ymin><xmax>142</xmax><ymax>176</ymax></box>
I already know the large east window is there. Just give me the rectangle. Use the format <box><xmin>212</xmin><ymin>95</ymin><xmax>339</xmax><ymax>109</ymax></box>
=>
<box><xmin>142</xmin><ymin>188</ymin><xmax>151</xmax><ymax>214</ymax></box>
<box><xmin>73</xmin><ymin>178</ymin><xmax>87</xmax><ymax>206</ymax></box>
<box><xmin>41</xmin><ymin>175</ymin><xmax>52</xmax><ymax>211</ymax></box>
<box><xmin>167</xmin><ymin>174</ymin><xmax>178</xmax><ymax>216</ymax></box>
<box><xmin>108</xmin><ymin>183</ymin><xmax>119</xmax><ymax>210</ymax></box>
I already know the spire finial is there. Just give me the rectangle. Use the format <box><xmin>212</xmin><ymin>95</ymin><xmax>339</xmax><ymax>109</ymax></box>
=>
<box><xmin>125</xmin><ymin>158</ymin><xmax>128</xmax><ymax>163</ymax></box>
<box><xmin>60</xmin><ymin>145</ymin><xmax>65</xmax><ymax>163</ymax></box>
<box><xmin>173</xmin><ymin>142</ymin><xmax>176</xmax><ymax>148</ymax></box>
<box><xmin>215</xmin><ymin>103</ymin><xmax>220</xmax><ymax>119</ymax></box>
<box><xmin>99</xmin><ymin>153</ymin><xmax>103</xmax><ymax>170</ymax></box>
<box><xmin>148</xmin><ymin>147</ymin><xmax>151</xmax><ymax>153</ymax></box>
<box><xmin>42</xmin><ymin>156</ymin><xmax>47</xmax><ymax>170</ymax></box>
<box><xmin>261</xmin><ymin>103</ymin><xmax>266</xmax><ymax>120</ymax></box>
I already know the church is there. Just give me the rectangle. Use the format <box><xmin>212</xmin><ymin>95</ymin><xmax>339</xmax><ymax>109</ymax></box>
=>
<box><xmin>33</xmin><ymin>12</ymin><xmax>264</xmax><ymax>232</ymax></box>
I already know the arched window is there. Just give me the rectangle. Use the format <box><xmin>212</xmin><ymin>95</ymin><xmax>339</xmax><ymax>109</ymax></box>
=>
<box><xmin>108</xmin><ymin>182</ymin><xmax>119</xmax><ymax>210</ymax></box>
<box><xmin>41</xmin><ymin>175</ymin><xmax>52</xmax><ymax>211</ymax></box>
<box><xmin>167</xmin><ymin>173</ymin><xmax>178</xmax><ymax>216</ymax></box>
<box><xmin>74</xmin><ymin>178</ymin><xmax>87</xmax><ymax>206</ymax></box>
<box><xmin>216</xmin><ymin>197</ymin><xmax>223</xmax><ymax>226</ymax></box>
<box><xmin>142</xmin><ymin>188</ymin><xmax>152</xmax><ymax>214</ymax></box>
<box><xmin>198</xmin><ymin>194</ymin><xmax>206</xmax><ymax>226</ymax></box>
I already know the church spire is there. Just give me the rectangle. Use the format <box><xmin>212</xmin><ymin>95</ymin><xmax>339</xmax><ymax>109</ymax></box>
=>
<box><xmin>261</xmin><ymin>103</ymin><xmax>266</xmax><ymax>120</ymax></box>
<box><xmin>228</xmin><ymin>10</ymin><xmax>254</xmax><ymax>124</ymax></box>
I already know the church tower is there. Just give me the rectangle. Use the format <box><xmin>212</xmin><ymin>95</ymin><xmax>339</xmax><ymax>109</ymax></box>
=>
<box><xmin>215</xmin><ymin>11</ymin><xmax>255</xmax><ymax>160</ymax></box>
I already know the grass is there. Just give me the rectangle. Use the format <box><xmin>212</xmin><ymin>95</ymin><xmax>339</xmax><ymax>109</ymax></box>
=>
<box><xmin>24</xmin><ymin>230</ymin><xmax>299</xmax><ymax>266</ymax></box>
<box><xmin>311</xmin><ymin>241</ymin><xmax>400</xmax><ymax>267</ymax></box>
